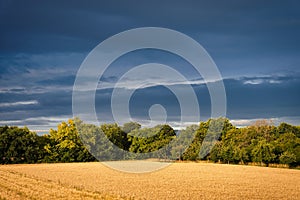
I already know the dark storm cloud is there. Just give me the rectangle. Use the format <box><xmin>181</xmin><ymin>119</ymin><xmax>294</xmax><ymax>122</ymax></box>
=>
<box><xmin>0</xmin><ymin>90</ymin><xmax>72</xmax><ymax>120</ymax></box>
<box><xmin>100</xmin><ymin>76</ymin><xmax>119</xmax><ymax>83</ymax></box>
<box><xmin>36</xmin><ymin>75</ymin><xmax>75</xmax><ymax>86</ymax></box>
<box><xmin>0</xmin><ymin>1</ymin><xmax>136</xmax><ymax>53</ymax></box>
<box><xmin>0</xmin><ymin>0</ymin><xmax>300</xmax><ymax>129</ymax></box>
<box><xmin>1</xmin><ymin>0</ymin><xmax>299</xmax><ymax>81</ymax></box>
<box><xmin>225</xmin><ymin>75</ymin><xmax>300</xmax><ymax>119</ymax></box>
<box><xmin>1</xmin><ymin>73</ymin><xmax>300</xmax><ymax>128</ymax></box>
<box><xmin>1</xmin><ymin>0</ymin><xmax>299</xmax><ymax>55</ymax></box>
<box><xmin>93</xmin><ymin>73</ymin><xmax>300</xmax><ymax>124</ymax></box>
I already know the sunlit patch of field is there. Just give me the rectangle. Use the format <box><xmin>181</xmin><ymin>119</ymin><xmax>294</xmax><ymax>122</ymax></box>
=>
<box><xmin>0</xmin><ymin>162</ymin><xmax>299</xmax><ymax>199</ymax></box>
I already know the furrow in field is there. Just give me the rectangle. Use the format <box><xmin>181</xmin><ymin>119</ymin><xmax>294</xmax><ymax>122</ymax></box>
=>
<box><xmin>0</xmin><ymin>169</ymin><xmax>128</xmax><ymax>200</ymax></box>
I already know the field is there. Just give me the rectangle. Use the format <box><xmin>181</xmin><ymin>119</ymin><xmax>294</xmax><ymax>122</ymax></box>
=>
<box><xmin>0</xmin><ymin>162</ymin><xmax>299</xmax><ymax>200</ymax></box>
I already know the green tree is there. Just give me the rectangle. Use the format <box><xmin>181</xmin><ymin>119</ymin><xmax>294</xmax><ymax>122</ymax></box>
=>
<box><xmin>220</xmin><ymin>128</ymin><xmax>250</xmax><ymax>164</ymax></box>
<box><xmin>273</xmin><ymin>132</ymin><xmax>300</xmax><ymax>166</ymax></box>
<box><xmin>182</xmin><ymin>121</ymin><xmax>208</xmax><ymax>160</ymax></box>
<box><xmin>279</xmin><ymin>151</ymin><xmax>297</xmax><ymax>167</ymax></box>
<box><xmin>182</xmin><ymin>118</ymin><xmax>234</xmax><ymax>161</ymax></box>
<box><xmin>45</xmin><ymin>119</ymin><xmax>95</xmax><ymax>162</ymax></box>
<box><xmin>251</xmin><ymin>139</ymin><xmax>276</xmax><ymax>166</ymax></box>
<box><xmin>128</xmin><ymin>125</ymin><xmax>176</xmax><ymax>156</ymax></box>
<box><xmin>75</xmin><ymin>119</ymin><xmax>116</xmax><ymax>161</ymax></box>
<box><xmin>122</xmin><ymin>122</ymin><xmax>141</xmax><ymax>133</ymax></box>
<box><xmin>209</xmin><ymin>141</ymin><xmax>223</xmax><ymax>162</ymax></box>
<box><xmin>277</xmin><ymin>123</ymin><xmax>300</xmax><ymax>138</ymax></box>
<box><xmin>101</xmin><ymin>123</ymin><xmax>130</xmax><ymax>151</ymax></box>
<box><xmin>0</xmin><ymin>126</ymin><xmax>42</xmax><ymax>164</ymax></box>
<box><xmin>170</xmin><ymin>124</ymin><xmax>198</xmax><ymax>160</ymax></box>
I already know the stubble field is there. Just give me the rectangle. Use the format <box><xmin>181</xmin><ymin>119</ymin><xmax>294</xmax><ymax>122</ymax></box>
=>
<box><xmin>0</xmin><ymin>162</ymin><xmax>299</xmax><ymax>200</ymax></box>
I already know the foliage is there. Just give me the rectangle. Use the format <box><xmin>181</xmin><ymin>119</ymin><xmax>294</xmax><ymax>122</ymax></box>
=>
<box><xmin>279</xmin><ymin>151</ymin><xmax>296</xmax><ymax>166</ymax></box>
<box><xmin>170</xmin><ymin>124</ymin><xmax>198</xmax><ymax>160</ymax></box>
<box><xmin>208</xmin><ymin>120</ymin><xmax>300</xmax><ymax>167</ymax></box>
<box><xmin>251</xmin><ymin>139</ymin><xmax>276</xmax><ymax>166</ymax></box>
<box><xmin>121</xmin><ymin>122</ymin><xmax>141</xmax><ymax>133</ymax></box>
<box><xmin>0</xmin><ymin>126</ymin><xmax>45</xmax><ymax>164</ymax></box>
<box><xmin>44</xmin><ymin>119</ymin><xmax>95</xmax><ymax>162</ymax></box>
<box><xmin>0</xmin><ymin>118</ymin><xmax>300</xmax><ymax>167</ymax></box>
<box><xmin>128</xmin><ymin>125</ymin><xmax>176</xmax><ymax>155</ymax></box>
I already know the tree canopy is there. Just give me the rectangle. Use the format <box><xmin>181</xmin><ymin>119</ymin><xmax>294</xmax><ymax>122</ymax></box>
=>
<box><xmin>1</xmin><ymin>118</ymin><xmax>299</xmax><ymax>168</ymax></box>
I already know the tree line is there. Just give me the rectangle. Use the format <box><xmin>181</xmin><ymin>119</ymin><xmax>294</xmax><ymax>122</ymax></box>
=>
<box><xmin>0</xmin><ymin>118</ymin><xmax>299</xmax><ymax>167</ymax></box>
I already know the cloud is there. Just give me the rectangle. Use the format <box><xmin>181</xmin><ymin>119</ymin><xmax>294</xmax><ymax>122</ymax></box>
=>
<box><xmin>0</xmin><ymin>100</ymin><xmax>38</xmax><ymax>107</ymax></box>
<box><xmin>1</xmin><ymin>73</ymin><xmax>299</xmax><ymax>131</ymax></box>
<box><xmin>243</xmin><ymin>79</ymin><xmax>264</xmax><ymax>85</ymax></box>
<box><xmin>230</xmin><ymin>116</ymin><xmax>300</xmax><ymax>127</ymax></box>
<box><xmin>98</xmin><ymin>76</ymin><xmax>208</xmax><ymax>90</ymax></box>
<box><xmin>95</xmin><ymin>73</ymin><xmax>300</xmax><ymax>126</ymax></box>
<box><xmin>1</xmin><ymin>0</ymin><xmax>299</xmax><ymax>66</ymax></box>
<box><xmin>0</xmin><ymin>115</ymin><xmax>72</xmax><ymax>134</ymax></box>
<box><xmin>0</xmin><ymin>53</ymin><xmax>83</xmax><ymax>94</ymax></box>
<box><xmin>242</xmin><ymin>76</ymin><xmax>284</xmax><ymax>85</ymax></box>
<box><xmin>0</xmin><ymin>88</ymin><xmax>26</xmax><ymax>94</ymax></box>
<box><xmin>0</xmin><ymin>1</ymin><xmax>300</xmax><ymax>130</ymax></box>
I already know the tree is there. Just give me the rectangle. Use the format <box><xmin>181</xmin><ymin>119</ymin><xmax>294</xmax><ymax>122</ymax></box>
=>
<box><xmin>1</xmin><ymin>117</ymin><xmax>300</xmax><ymax>167</ymax></box>
<box><xmin>122</xmin><ymin>122</ymin><xmax>141</xmax><ymax>133</ymax></box>
<box><xmin>251</xmin><ymin>139</ymin><xmax>276</xmax><ymax>166</ymax></box>
<box><xmin>209</xmin><ymin>141</ymin><xmax>223</xmax><ymax>162</ymax></box>
<box><xmin>279</xmin><ymin>151</ymin><xmax>297</xmax><ymax>167</ymax></box>
<box><xmin>45</xmin><ymin>119</ymin><xmax>95</xmax><ymax>162</ymax></box>
<box><xmin>101</xmin><ymin>123</ymin><xmax>130</xmax><ymax>151</ymax></box>
<box><xmin>220</xmin><ymin>128</ymin><xmax>251</xmax><ymax>164</ymax></box>
<box><xmin>277</xmin><ymin>123</ymin><xmax>300</xmax><ymax>138</ymax></box>
<box><xmin>182</xmin><ymin>121</ymin><xmax>208</xmax><ymax>160</ymax></box>
<box><xmin>273</xmin><ymin>132</ymin><xmax>300</xmax><ymax>166</ymax></box>
<box><xmin>249</xmin><ymin>120</ymin><xmax>276</xmax><ymax>142</ymax></box>
<box><xmin>0</xmin><ymin>126</ymin><xmax>42</xmax><ymax>164</ymax></box>
<box><xmin>128</xmin><ymin>125</ymin><xmax>176</xmax><ymax>157</ymax></box>
<box><xmin>170</xmin><ymin>124</ymin><xmax>198</xmax><ymax>160</ymax></box>
<box><xmin>75</xmin><ymin>119</ymin><xmax>115</xmax><ymax>161</ymax></box>
<box><xmin>220</xmin><ymin>141</ymin><xmax>236</xmax><ymax>164</ymax></box>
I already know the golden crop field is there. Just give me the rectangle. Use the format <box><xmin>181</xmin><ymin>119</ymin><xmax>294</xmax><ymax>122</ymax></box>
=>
<box><xmin>0</xmin><ymin>162</ymin><xmax>299</xmax><ymax>200</ymax></box>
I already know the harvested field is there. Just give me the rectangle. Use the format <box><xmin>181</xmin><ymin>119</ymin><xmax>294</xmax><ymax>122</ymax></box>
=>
<box><xmin>0</xmin><ymin>162</ymin><xmax>299</xmax><ymax>199</ymax></box>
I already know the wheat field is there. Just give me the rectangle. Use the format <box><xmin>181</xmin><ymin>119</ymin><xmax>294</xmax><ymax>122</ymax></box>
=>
<box><xmin>0</xmin><ymin>162</ymin><xmax>299</xmax><ymax>200</ymax></box>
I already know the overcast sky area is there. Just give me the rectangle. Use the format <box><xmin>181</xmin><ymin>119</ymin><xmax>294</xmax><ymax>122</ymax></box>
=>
<box><xmin>0</xmin><ymin>0</ymin><xmax>300</xmax><ymax>132</ymax></box>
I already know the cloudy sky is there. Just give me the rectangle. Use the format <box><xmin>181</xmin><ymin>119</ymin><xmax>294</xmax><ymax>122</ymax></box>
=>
<box><xmin>0</xmin><ymin>0</ymin><xmax>300</xmax><ymax>132</ymax></box>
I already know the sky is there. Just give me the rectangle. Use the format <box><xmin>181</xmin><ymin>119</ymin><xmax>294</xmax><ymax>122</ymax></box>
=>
<box><xmin>0</xmin><ymin>0</ymin><xmax>300</xmax><ymax>132</ymax></box>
